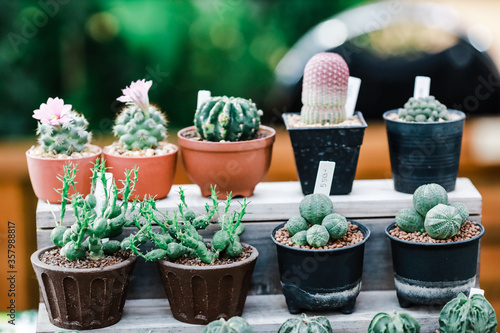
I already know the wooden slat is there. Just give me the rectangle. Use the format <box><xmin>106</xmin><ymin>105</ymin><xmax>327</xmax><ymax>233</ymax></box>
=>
<box><xmin>35</xmin><ymin>178</ymin><xmax>482</xmax><ymax>228</ymax></box>
<box><xmin>36</xmin><ymin>291</ymin><xmax>442</xmax><ymax>333</ymax></box>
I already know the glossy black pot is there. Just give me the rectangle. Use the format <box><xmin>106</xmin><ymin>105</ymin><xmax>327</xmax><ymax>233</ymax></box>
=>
<box><xmin>283</xmin><ymin>112</ymin><xmax>367</xmax><ymax>195</ymax></box>
<box><xmin>271</xmin><ymin>221</ymin><xmax>370</xmax><ymax>314</ymax></box>
<box><xmin>383</xmin><ymin>110</ymin><xmax>465</xmax><ymax>194</ymax></box>
<box><xmin>385</xmin><ymin>222</ymin><xmax>484</xmax><ymax>307</ymax></box>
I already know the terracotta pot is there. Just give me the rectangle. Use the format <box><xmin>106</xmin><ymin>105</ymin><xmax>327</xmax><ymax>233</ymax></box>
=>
<box><xmin>157</xmin><ymin>244</ymin><xmax>258</xmax><ymax>325</ymax></box>
<box><xmin>31</xmin><ymin>246</ymin><xmax>137</xmax><ymax>330</ymax></box>
<box><xmin>103</xmin><ymin>143</ymin><xmax>178</xmax><ymax>200</ymax></box>
<box><xmin>26</xmin><ymin>145</ymin><xmax>102</xmax><ymax>203</ymax></box>
<box><xmin>177</xmin><ymin>126</ymin><xmax>275</xmax><ymax>199</ymax></box>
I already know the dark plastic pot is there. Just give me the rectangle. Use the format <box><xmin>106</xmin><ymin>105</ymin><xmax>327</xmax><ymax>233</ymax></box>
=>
<box><xmin>156</xmin><ymin>244</ymin><xmax>258</xmax><ymax>325</ymax></box>
<box><xmin>31</xmin><ymin>246</ymin><xmax>137</xmax><ymax>330</ymax></box>
<box><xmin>383</xmin><ymin>110</ymin><xmax>465</xmax><ymax>194</ymax></box>
<box><xmin>283</xmin><ymin>112</ymin><xmax>367</xmax><ymax>195</ymax></box>
<box><xmin>385</xmin><ymin>222</ymin><xmax>484</xmax><ymax>308</ymax></box>
<box><xmin>271</xmin><ymin>221</ymin><xmax>370</xmax><ymax>314</ymax></box>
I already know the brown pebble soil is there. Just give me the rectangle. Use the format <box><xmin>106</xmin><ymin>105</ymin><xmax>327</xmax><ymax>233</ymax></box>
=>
<box><xmin>40</xmin><ymin>248</ymin><xmax>131</xmax><ymax>269</ymax></box>
<box><xmin>389</xmin><ymin>221</ymin><xmax>481</xmax><ymax>243</ymax></box>
<box><xmin>165</xmin><ymin>245</ymin><xmax>253</xmax><ymax>266</ymax></box>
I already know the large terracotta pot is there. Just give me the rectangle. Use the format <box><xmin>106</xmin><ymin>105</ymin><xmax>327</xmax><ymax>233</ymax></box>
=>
<box><xmin>26</xmin><ymin>145</ymin><xmax>102</xmax><ymax>203</ymax></box>
<box><xmin>31</xmin><ymin>246</ymin><xmax>137</xmax><ymax>330</ymax></box>
<box><xmin>177</xmin><ymin>126</ymin><xmax>275</xmax><ymax>198</ymax></box>
<box><xmin>103</xmin><ymin>143</ymin><xmax>178</xmax><ymax>200</ymax></box>
<box><xmin>157</xmin><ymin>244</ymin><xmax>258</xmax><ymax>325</ymax></box>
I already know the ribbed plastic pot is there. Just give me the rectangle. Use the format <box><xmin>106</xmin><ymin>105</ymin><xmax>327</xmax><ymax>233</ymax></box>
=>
<box><xmin>156</xmin><ymin>244</ymin><xmax>258</xmax><ymax>325</ymax></box>
<box><xmin>26</xmin><ymin>145</ymin><xmax>102</xmax><ymax>203</ymax></box>
<box><xmin>283</xmin><ymin>112</ymin><xmax>367</xmax><ymax>195</ymax></box>
<box><xmin>177</xmin><ymin>126</ymin><xmax>275</xmax><ymax>199</ymax></box>
<box><xmin>271</xmin><ymin>221</ymin><xmax>370</xmax><ymax>314</ymax></box>
<box><xmin>31</xmin><ymin>246</ymin><xmax>137</xmax><ymax>330</ymax></box>
<box><xmin>103</xmin><ymin>143</ymin><xmax>178</xmax><ymax>200</ymax></box>
<box><xmin>385</xmin><ymin>222</ymin><xmax>484</xmax><ymax>308</ymax></box>
<box><xmin>383</xmin><ymin>110</ymin><xmax>465</xmax><ymax>194</ymax></box>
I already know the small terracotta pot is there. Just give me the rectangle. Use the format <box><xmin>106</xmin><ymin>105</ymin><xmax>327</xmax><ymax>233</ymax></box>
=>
<box><xmin>31</xmin><ymin>246</ymin><xmax>137</xmax><ymax>330</ymax></box>
<box><xmin>177</xmin><ymin>126</ymin><xmax>275</xmax><ymax>198</ymax></box>
<box><xmin>103</xmin><ymin>143</ymin><xmax>178</xmax><ymax>200</ymax></box>
<box><xmin>157</xmin><ymin>244</ymin><xmax>258</xmax><ymax>325</ymax></box>
<box><xmin>26</xmin><ymin>145</ymin><xmax>102</xmax><ymax>203</ymax></box>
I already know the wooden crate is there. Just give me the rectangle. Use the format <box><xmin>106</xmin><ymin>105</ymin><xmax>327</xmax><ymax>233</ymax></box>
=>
<box><xmin>35</xmin><ymin>178</ymin><xmax>482</xmax><ymax>332</ymax></box>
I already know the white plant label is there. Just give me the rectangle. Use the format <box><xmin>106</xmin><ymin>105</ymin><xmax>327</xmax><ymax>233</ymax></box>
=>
<box><xmin>345</xmin><ymin>76</ymin><xmax>361</xmax><ymax>117</ymax></box>
<box><xmin>94</xmin><ymin>172</ymin><xmax>114</xmax><ymax>214</ymax></box>
<box><xmin>197</xmin><ymin>90</ymin><xmax>211</xmax><ymax>109</ymax></box>
<box><xmin>413</xmin><ymin>76</ymin><xmax>431</xmax><ymax>98</ymax></box>
<box><xmin>469</xmin><ymin>287</ymin><xmax>485</xmax><ymax>298</ymax></box>
<box><xmin>313</xmin><ymin>161</ymin><xmax>336</xmax><ymax>195</ymax></box>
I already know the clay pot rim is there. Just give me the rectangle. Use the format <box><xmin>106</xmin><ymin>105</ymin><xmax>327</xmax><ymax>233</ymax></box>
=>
<box><xmin>25</xmin><ymin>144</ymin><xmax>103</xmax><ymax>161</ymax></box>
<box><xmin>385</xmin><ymin>221</ymin><xmax>484</xmax><ymax>247</ymax></box>
<box><xmin>103</xmin><ymin>142</ymin><xmax>178</xmax><ymax>160</ymax></box>
<box><xmin>177</xmin><ymin>125</ymin><xmax>276</xmax><ymax>152</ymax></box>
<box><xmin>157</xmin><ymin>243</ymin><xmax>259</xmax><ymax>271</ymax></box>
<box><xmin>31</xmin><ymin>245</ymin><xmax>137</xmax><ymax>273</ymax></box>
<box><xmin>271</xmin><ymin>220</ymin><xmax>371</xmax><ymax>253</ymax></box>
<box><xmin>383</xmin><ymin>109</ymin><xmax>466</xmax><ymax>125</ymax></box>
<box><xmin>282</xmin><ymin>111</ymin><xmax>368</xmax><ymax>131</ymax></box>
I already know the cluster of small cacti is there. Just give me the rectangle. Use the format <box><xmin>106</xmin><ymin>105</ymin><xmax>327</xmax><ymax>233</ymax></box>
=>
<box><xmin>395</xmin><ymin>183</ymin><xmax>469</xmax><ymax>239</ymax></box>
<box><xmin>368</xmin><ymin>311</ymin><xmax>421</xmax><ymax>333</ymax></box>
<box><xmin>50</xmin><ymin>160</ymin><xmax>140</xmax><ymax>260</ymax></box>
<box><xmin>285</xmin><ymin>193</ymin><xmax>348</xmax><ymax>248</ymax></box>
<box><xmin>194</xmin><ymin>96</ymin><xmax>263</xmax><ymax>142</ymax></box>
<box><xmin>397</xmin><ymin>96</ymin><xmax>449</xmax><ymax>122</ymax></box>
<box><xmin>127</xmin><ymin>186</ymin><xmax>247</xmax><ymax>264</ymax></box>
<box><xmin>202</xmin><ymin>316</ymin><xmax>253</xmax><ymax>333</ymax></box>
<box><xmin>278</xmin><ymin>313</ymin><xmax>333</xmax><ymax>333</ymax></box>
<box><xmin>301</xmin><ymin>52</ymin><xmax>349</xmax><ymax>125</ymax></box>
<box><xmin>113</xmin><ymin>79</ymin><xmax>168</xmax><ymax>150</ymax></box>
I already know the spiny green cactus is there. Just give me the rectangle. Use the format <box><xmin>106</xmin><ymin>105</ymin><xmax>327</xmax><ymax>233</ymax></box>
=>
<box><xmin>322</xmin><ymin>213</ymin><xmax>348</xmax><ymax>239</ymax></box>
<box><xmin>299</xmin><ymin>193</ymin><xmax>334</xmax><ymax>225</ymax></box>
<box><xmin>202</xmin><ymin>316</ymin><xmax>253</xmax><ymax>333</ymax></box>
<box><xmin>439</xmin><ymin>293</ymin><xmax>497</xmax><ymax>333</ymax></box>
<box><xmin>301</xmin><ymin>52</ymin><xmax>349</xmax><ymax>125</ymax></box>
<box><xmin>413</xmin><ymin>183</ymin><xmax>448</xmax><ymax>216</ymax></box>
<box><xmin>395</xmin><ymin>208</ymin><xmax>425</xmax><ymax>233</ymax></box>
<box><xmin>286</xmin><ymin>216</ymin><xmax>309</xmax><ymax>236</ymax></box>
<box><xmin>368</xmin><ymin>311</ymin><xmax>420</xmax><ymax>333</ymax></box>
<box><xmin>398</xmin><ymin>95</ymin><xmax>449</xmax><ymax>122</ymax></box>
<box><xmin>424</xmin><ymin>204</ymin><xmax>462</xmax><ymax>239</ymax></box>
<box><xmin>278</xmin><ymin>313</ymin><xmax>333</xmax><ymax>333</ymax></box>
<box><xmin>194</xmin><ymin>96</ymin><xmax>262</xmax><ymax>142</ymax></box>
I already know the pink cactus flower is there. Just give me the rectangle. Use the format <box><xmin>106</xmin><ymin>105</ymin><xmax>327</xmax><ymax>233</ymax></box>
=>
<box><xmin>117</xmin><ymin>79</ymin><xmax>152</xmax><ymax>112</ymax></box>
<box><xmin>33</xmin><ymin>97</ymin><xmax>72</xmax><ymax>126</ymax></box>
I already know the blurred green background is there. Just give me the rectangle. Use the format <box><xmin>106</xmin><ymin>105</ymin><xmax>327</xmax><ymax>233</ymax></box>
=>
<box><xmin>0</xmin><ymin>0</ymin><xmax>363</xmax><ymax>139</ymax></box>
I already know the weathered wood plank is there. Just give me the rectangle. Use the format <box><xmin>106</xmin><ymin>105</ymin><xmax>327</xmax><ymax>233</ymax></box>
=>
<box><xmin>35</xmin><ymin>178</ymin><xmax>482</xmax><ymax>228</ymax></box>
<box><xmin>36</xmin><ymin>291</ymin><xmax>443</xmax><ymax>333</ymax></box>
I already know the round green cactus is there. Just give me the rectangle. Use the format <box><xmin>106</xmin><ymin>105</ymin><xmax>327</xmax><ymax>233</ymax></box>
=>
<box><xmin>424</xmin><ymin>204</ymin><xmax>462</xmax><ymax>239</ymax></box>
<box><xmin>368</xmin><ymin>311</ymin><xmax>420</xmax><ymax>333</ymax></box>
<box><xmin>286</xmin><ymin>216</ymin><xmax>309</xmax><ymax>236</ymax></box>
<box><xmin>439</xmin><ymin>293</ymin><xmax>497</xmax><ymax>333</ymax></box>
<box><xmin>395</xmin><ymin>208</ymin><xmax>424</xmax><ymax>233</ymax></box>
<box><xmin>291</xmin><ymin>230</ymin><xmax>308</xmax><ymax>246</ymax></box>
<box><xmin>113</xmin><ymin>104</ymin><xmax>167</xmax><ymax>150</ymax></box>
<box><xmin>202</xmin><ymin>316</ymin><xmax>253</xmax><ymax>333</ymax></box>
<box><xmin>299</xmin><ymin>193</ymin><xmax>334</xmax><ymax>225</ymax></box>
<box><xmin>306</xmin><ymin>225</ymin><xmax>330</xmax><ymax>248</ymax></box>
<box><xmin>449</xmin><ymin>202</ymin><xmax>469</xmax><ymax>225</ymax></box>
<box><xmin>322</xmin><ymin>213</ymin><xmax>348</xmax><ymax>239</ymax></box>
<box><xmin>398</xmin><ymin>95</ymin><xmax>449</xmax><ymax>122</ymax></box>
<box><xmin>194</xmin><ymin>96</ymin><xmax>263</xmax><ymax>142</ymax></box>
<box><xmin>278</xmin><ymin>313</ymin><xmax>333</xmax><ymax>333</ymax></box>
<box><xmin>413</xmin><ymin>183</ymin><xmax>448</xmax><ymax>216</ymax></box>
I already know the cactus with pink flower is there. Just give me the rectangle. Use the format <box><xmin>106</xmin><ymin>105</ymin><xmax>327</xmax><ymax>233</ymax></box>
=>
<box><xmin>301</xmin><ymin>52</ymin><xmax>349</xmax><ymax>125</ymax></box>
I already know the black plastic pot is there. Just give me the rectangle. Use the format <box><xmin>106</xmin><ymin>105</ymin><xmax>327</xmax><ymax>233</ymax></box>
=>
<box><xmin>383</xmin><ymin>110</ymin><xmax>465</xmax><ymax>194</ymax></box>
<box><xmin>283</xmin><ymin>112</ymin><xmax>367</xmax><ymax>195</ymax></box>
<box><xmin>385</xmin><ymin>222</ymin><xmax>484</xmax><ymax>308</ymax></box>
<box><xmin>271</xmin><ymin>221</ymin><xmax>370</xmax><ymax>314</ymax></box>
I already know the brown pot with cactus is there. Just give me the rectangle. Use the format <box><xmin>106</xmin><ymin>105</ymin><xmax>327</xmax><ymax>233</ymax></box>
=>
<box><xmin>103</xmin><ymin>79</ymin><xmax>178</xmax><ymax>200</ymax></box>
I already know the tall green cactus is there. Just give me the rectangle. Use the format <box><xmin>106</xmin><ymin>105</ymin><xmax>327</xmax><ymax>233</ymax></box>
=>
<box><xmin>300</xmin><ymin>52</ymin><xmax>349</xmax><ymax>125</ymax></box>
<box><xmin>194</xmin><ymin>96</ymin><xmax>263</xmax><ymax>142</ymax></box>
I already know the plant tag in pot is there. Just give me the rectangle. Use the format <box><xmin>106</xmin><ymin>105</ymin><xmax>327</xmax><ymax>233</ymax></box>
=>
<box><xmin>413</xmin><ymin>76</ymin><xmax>431</xmax><ymax>98</ymax></box>
<box><xmin>469</xmin><ymin>287</ymin><xmax>485</xmax><ymax>298</ymax></box>
<box><xmin>345</xmin><ymin>76</ymin><xmax>361</xmax><ymax>118</ymax></box>
<box><xmin>197</xmin><ymin>90</ymin><xmax>211</xmax><ymax>109</ymax></box>
<box><xmin>313</xmin><ymin>161</ymin><xmax>336</xmax><ymax>195</ymax></box>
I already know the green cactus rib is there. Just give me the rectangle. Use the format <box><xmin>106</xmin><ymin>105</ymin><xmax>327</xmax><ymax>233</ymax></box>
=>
<box><xmin>424</xmin><ymin>204</ymin><xmax>462</xmax><ymax>239</ymax></box>
<box><xmin>398</xmin><ymin>96</ymin><xmax>449</xmax><ymax>122</ymax></box>
<box><xmin>368</xmin><ymin>311</ymin><xmax>420</xmax><ymax>333</ymax></box>
<box><xmin>395</xmin><ymin>208</ymin><xmax>424</xmax><ymax>233</ymax></box>
<box><xmin>194</xmin><ymin>96</ymin><xmax>262</xmax><ymax>142</ymax></box>
<box><xmin>413</xmin><ymin>183</ymin><xmax>448</xmax><ymax>216</ymax></box>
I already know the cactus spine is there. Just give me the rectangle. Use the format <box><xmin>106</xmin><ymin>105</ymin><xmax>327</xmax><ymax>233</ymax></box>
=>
<box><xmin>301</xmin><ymin>52</ymin><xmax>349</xmax><ymax>125</ymax></box>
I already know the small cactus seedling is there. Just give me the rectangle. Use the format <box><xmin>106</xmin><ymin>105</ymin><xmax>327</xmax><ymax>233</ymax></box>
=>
<box><xmin>194</xmin><ymin>96</ymin><xmax>263</xmax><ymax>142</ymax></box>
<box><xmin>202</xmin><ymin>316</ymin><xmax>253</xmax><ymax>333</ymax></box>
<box><xmin>33</xmin><ymin>97</ymin><xmax>92</xmax><ymax>155</ymax></box>
<box><xmin>413</xmin><ymin>183</ymin><xmax>448</xmax><ymax>216</ymax></box>
<box><xmin>113</xmin><ymin>79</ymin><xmax>167</xmax><ymax>150</ymax></box>
<box><xmin>278</xmin><ymin>313</ymin><xmax>333</xmax><ymax>333</ymax></box>
<box><xmin>285</xmin><ymin>216</ymin><xmax>309</xmax><ymax>236</ymax></box>
<box><xmin>395</xmin><ymin>208</ymin><xmax>424</xmax><ymax>233</ymax></box>
<box><xmin>301</xmin><ymin>52</ymin><xmax>349</xmax><ymax>125</ymax></box>
<box><xmin>424</xmin><ymin>204</ymin><xmax>462</xmax><ymax>239</ymax></box>
<box><xmin>450</xmin><ymin>202</ymin><xmax>469</xmax><ymax>225</ymax></box>
<box><xmin>368</xmin><ymin>311</ymin><xmax>421</xmax><ymax>333</ymax></box>
<box><xmin>322</xmin><ymin>213</ymin><xmax>348</xmax><ymax>239</ymax></box>
<box><xmin>397</xmin><ymin>95</ymin><xmax>449</xmax><ymax>122</ymax></box>
<box><xmin>299</xmin><ymin>193</ymin><xmax>334</xmax><ymax>225</ymax></box>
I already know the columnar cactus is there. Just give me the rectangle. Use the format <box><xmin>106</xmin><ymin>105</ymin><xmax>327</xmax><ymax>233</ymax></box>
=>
<box><xmin>301</xmin><ymin>52</ymin><xmax>349</xmax><ymax>125</ymax></box>
<box><xmin>33</xmin><ymin>97</ymin><xmax>91</xmax><ymax>155</ymax></box>
<box><xmin>113</xmin><ymin>79</ymin><xmax>167</xmax><ymax>150</ymax></box>
<box><xmin>368</xmin><ymin>311</ymin><xmax>421</xmax><ymax>333</ymax></box>
<box><xmin>194</xmin><ymin>96</ymin><xmax>263</xmax><ymax>142</ymax></box>
<box><xmin>278</xmin><ymin>314</ymin><xmax>333</xmax><ymax>333</ymax></box>
<box><xmin>398</xmin><ymin>96</ymin><xmax>449</xmax><ymax>122</ymax></box>
<box><xmin>424</xmin><ymin>204</ymin><xmax>462</xmax><ymax>239</ymax></box>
